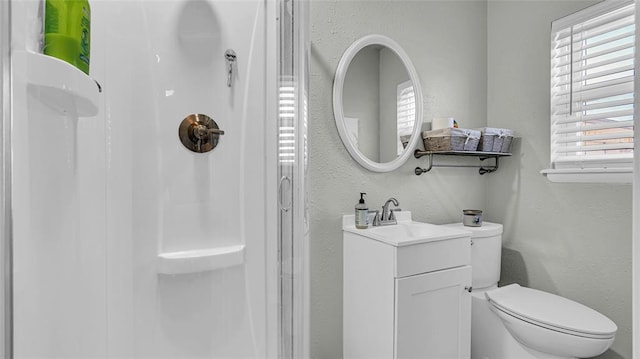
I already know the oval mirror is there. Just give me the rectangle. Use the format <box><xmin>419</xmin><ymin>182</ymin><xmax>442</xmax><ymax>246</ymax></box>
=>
<box><xmin>333</xmin><ymin>34</ymin><xmax>423</xmax><ymax>172</ymax></box>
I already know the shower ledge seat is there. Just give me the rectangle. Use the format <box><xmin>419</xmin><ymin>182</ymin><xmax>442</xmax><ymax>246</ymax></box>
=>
<box><xmin>14</xmin><ymin>51</ymin><xmax>100</xmax><ymax>117</ymax></box>
<box><xmin>157</xmin><ymin>244</ymin><xmax>245</xmax><ymax>275</ymax></box>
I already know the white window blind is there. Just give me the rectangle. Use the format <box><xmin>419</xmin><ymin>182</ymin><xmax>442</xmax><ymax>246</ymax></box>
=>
<box><xmin>279</xmin><ymin>84</ymin><xmax>296</xmax><ymax>164</ymax></box>
<box><xmin>396</xmin><ymin>80</ymin><xmax>415</xmax><ymax>155</ymax></box>
<box><xmin>548</xmin><ymin>0</ymin><xmax>635</xmax><ymax>181</ymax></box>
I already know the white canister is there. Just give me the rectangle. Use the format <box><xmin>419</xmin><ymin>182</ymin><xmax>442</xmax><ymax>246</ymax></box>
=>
<box><xmin>432</xmin><ymin>117</ymin><xmax>456</xmax><ymax>130</ymax></box>
<box><xmin>462</xmin><ymin>209</ymin><xmax>483</xmax><ymax>227</ymax></box>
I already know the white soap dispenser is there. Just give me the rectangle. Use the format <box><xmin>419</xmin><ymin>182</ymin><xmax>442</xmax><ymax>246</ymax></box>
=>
<box><xmin>355</xmin><ymin>192</ymin><xmax>369</xmax><ymax>229</ymax></box>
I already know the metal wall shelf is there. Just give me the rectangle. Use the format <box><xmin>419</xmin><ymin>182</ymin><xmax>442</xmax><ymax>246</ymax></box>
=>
<box><xmin>414</xmin><ymin>150</ymin><xmax>512</xmax><ymax>175</ymax></box>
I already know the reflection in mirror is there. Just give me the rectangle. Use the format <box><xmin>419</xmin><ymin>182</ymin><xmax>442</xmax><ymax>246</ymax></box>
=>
<box><xmin>333</xmin><ymin>34</ymin><xmax>422</xmax><ymax>172</ymax></box>
<box><xmin>343</xmin><ymin>45</ymin><xmax>413</xmax><ymax>163</ymax></box>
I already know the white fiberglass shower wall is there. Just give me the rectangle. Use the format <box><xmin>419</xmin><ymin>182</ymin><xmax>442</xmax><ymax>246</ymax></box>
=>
<box><xmin>4</xmin><ymin>0</ymin><xmax>308</xmax><ymax>357</ymax></box>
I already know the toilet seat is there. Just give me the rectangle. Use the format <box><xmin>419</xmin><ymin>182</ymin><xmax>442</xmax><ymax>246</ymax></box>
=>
<box><xmin>486</xmin><ymin>284</ymin><xmax>617</xmax><ymax>339</ymax></box>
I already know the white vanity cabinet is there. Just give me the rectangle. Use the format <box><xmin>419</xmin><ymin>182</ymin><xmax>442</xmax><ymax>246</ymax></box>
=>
<box><xmin>343</xmin><ymin>213</ymin><xmax>472</xmax><ymax>359</ymax></box>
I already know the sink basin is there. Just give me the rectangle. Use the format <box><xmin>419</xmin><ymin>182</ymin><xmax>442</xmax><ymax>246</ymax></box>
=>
<box><xmin>343</xmin><ymin>211</ymin><xmax>471</xmax><ymax>247</ymax></box>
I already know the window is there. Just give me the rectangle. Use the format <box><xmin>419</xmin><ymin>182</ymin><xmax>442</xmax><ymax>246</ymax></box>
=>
<box><xmin>279</xmin><ymin>84</ymin><xmax>296</xmax><ymax>164</ymax></box>
<box><xmin>545</xmin><ymin>0</ymin><xmax>635</xmax><ymax>183</ymax></box>
<box><xmin>396</xmin><ymin>80</ymin><xmax>415</xmax><ymax>155</ymax></box>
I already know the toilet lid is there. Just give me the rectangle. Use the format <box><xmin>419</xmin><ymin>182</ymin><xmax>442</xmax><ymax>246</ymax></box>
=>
<box><xmin>485</xmin><ymin>284</ymin><xmax>617</xmax><ymax>338</ymax></box>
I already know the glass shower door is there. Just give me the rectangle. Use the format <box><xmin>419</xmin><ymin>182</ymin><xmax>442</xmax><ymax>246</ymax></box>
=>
<box><xmin>1</xmin><ymin>0</ymin><xmax>309</xmax><ymax>357</ymax></box>
<box><xmin>278</xmin><ymin>0</ymin><xmax>309</xmax><ymax>358</ymax></box>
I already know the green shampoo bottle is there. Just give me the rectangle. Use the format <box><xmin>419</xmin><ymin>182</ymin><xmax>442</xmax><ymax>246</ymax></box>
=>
<box><xmin>43</xmin><ymin>0</ymin><xmax>91</xmax><ymax>75</ymax></box>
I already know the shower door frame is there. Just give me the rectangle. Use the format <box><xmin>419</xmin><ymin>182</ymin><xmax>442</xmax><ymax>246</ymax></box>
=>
<box><xmin>634</xmin><ymin>1</ymin><xmax>639</xmax><ymax>356</ymax></box>
<box><xmin>0</xmin><ymin>0</ymin><xmax>12</xmax><ymax>356</ymax></box>
<box><xmin>273</xmin><ymin>0</ymin><xmax>310</xmax><ymax>358</ymax></box>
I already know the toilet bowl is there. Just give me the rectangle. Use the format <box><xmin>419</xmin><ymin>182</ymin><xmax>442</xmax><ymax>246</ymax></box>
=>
<box><xmin>487</xmin><ymin>284</ymin><xmax>616</xmax><ymax>358</ymax></box>
<box><xmin>443</xmin><ymin>223</ymin><xmax>617</xmax><ymax>359</ymax></box>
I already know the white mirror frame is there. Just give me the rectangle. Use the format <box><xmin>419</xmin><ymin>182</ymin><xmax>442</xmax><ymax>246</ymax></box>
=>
<box><xmin>333</xmin><ymin>34</ymin><xmax>423</xmax><ymax>172</ymax></box>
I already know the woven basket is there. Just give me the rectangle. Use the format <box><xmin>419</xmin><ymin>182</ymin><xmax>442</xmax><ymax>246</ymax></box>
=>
<box><xmin>477</xmin><ymin>134</ymin><xmax>495</xmax><ymax>152</ymax></box>
<box><xmin>422</xmin><ymin>128</ymin><xmax>481</xmax><ymax>152</ymax></box>
<box><xmin>499</xmin><ymin>129</ymin><xmax>515</xmax><ymax>153</ymax></box>
<box><xmin>477</xmin><ymin>128</ymin><xmax>499</xmax><ymax>152</ymax></box>
<box><xmin>477</xmin><ymin>128</ymin><xmax>515</xmax><ymax>153</ymax></box>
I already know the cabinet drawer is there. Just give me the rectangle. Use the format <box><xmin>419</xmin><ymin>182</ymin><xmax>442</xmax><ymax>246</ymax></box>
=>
<box><xmin>395</xmin><ymin>236</ymin><xmax>471</xmax><ymax>278</ymax></box>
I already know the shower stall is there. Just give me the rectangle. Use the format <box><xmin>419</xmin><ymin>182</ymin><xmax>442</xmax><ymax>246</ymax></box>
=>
<box><xmin>0</xmin><ymin>0</ymin><xmax>309</xmax><ymax>357</ymax></box>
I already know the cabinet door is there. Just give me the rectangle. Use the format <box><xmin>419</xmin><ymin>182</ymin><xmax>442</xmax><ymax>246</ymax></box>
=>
<box><xmin>395</xmin><ymin>266</ymin><xmax>471</xmax><ymax>359</ymax></box>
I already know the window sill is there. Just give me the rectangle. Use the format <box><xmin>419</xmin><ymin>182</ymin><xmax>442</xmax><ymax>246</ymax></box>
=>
<box><xmin>540</xmin><ymin>168</ymin><xmax>632</xmax><ymax>184</ymax></box>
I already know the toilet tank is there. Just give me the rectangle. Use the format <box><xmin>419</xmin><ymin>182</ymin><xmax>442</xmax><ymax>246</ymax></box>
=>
<box><xmin>443</xmin><ymin>222</ymin><xmax>503</xmax><ymax>290</ymax></box>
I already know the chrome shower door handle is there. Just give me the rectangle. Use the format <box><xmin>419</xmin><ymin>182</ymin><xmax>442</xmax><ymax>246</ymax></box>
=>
<box><xmin>278</xmin><ymin>176</ymin><xmax>292</xmax><ymax>212</ymax></box>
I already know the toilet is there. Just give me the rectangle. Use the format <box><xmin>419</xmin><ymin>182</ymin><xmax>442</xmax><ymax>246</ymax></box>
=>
<box><xmin>443</xmin><ymin>222</ymin><xmax>617</xmax><ymax>359</ymax></box>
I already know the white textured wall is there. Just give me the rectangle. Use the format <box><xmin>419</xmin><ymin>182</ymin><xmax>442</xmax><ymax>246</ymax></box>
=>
<box><xmin>486</xmin><ymin>1</ymin><xmax>632</xmax><ymax>358</ymax></box>
<box><xmin>310</xmin><ymin>1</ymin><xmax>488</xmax><ymax>358</ymax></box>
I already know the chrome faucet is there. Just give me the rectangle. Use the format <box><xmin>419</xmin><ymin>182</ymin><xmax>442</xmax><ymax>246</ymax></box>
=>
<box><xmin>373</xmin><ymin>198</ymin><xmax>401</xmax><ymax>226</ymax></box>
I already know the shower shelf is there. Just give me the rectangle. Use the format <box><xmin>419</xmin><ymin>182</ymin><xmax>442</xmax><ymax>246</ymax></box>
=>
<box><xmin>15</xmin><ymin>51</ymin><xmax>100</xmax><ymax>117</ymax></box>
<box><xmin>157</xmin><ymin>244</ymin><xmax>245</xmax><ymax>275</ymax></box>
